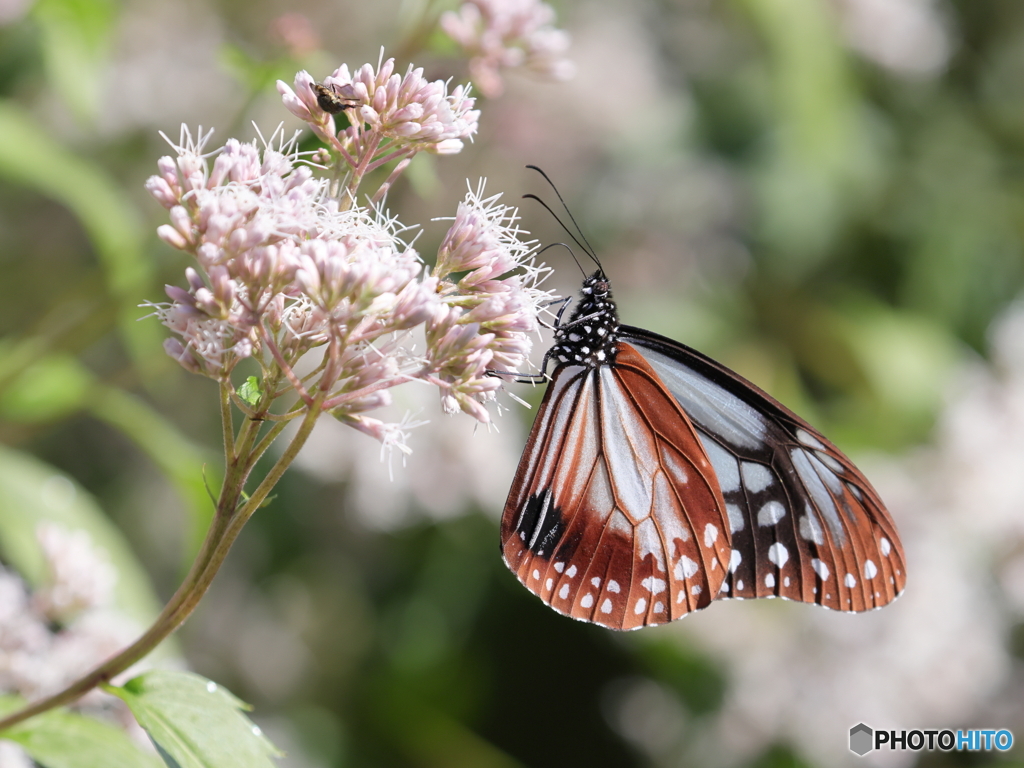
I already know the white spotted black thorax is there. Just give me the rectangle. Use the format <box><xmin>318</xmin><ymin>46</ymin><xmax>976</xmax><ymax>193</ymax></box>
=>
<box><xmin>550</xmin><ymin>270</ymin><xmax>620</xmax><ymax>368</ymax></box>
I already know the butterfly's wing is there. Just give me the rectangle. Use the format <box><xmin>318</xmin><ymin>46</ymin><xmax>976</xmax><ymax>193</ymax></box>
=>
<box><xmin>501</xmin><ymin>344</ymin><xmax>733</xmax><ymax>629</ymax></box>
<box><xmin>621</xmin><ymin>326</ymin><xmax>906</xmax><ymax>612</ymax></box>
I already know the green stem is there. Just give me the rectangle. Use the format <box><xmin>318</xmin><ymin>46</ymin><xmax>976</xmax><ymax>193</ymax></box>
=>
<box><xmin>220</xmin><ymin>381</ymin><xmax>235</xmax><ymax>459</ymax></box>
<box><xmin>0</xmin><ymin>390</ymin><xmax>325</xmax><ymax>733</ymax></box>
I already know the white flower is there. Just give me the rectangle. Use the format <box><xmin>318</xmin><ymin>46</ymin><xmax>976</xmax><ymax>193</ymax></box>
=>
<box><xmin>149</xmin><ymin>128</ymin><xmax>550</xmax><ymax>441</ymax></box>
<box><xmin>441</xmin><ymin>0</ymin><xmax>575</xmax><ymax>97</ymax></box>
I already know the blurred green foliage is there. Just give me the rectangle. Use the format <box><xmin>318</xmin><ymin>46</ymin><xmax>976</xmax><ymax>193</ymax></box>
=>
<box><xmin>0</xmin><ymin>0</ymin><xmax>1023</xmax><ymax>766</ymax></box>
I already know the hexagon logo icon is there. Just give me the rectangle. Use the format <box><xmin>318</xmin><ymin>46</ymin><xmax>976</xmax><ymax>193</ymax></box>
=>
<box><xmin>850</xmin><ymin>723</ymin><xmax>873</xmax><ymax>756</ymax></box>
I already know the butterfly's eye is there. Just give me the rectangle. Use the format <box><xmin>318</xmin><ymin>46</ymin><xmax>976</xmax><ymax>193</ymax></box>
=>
<box><xmin>593</xmin><ymin>280</ymin><xmax>609</xmax><ymax>296</ymax></box>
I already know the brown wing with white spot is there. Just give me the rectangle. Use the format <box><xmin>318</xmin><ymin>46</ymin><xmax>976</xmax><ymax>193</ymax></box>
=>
<box><xmin>500</xmin><ymin>344</ymin><xmax>733</xmax><ymax>629</ymax></box>
<box><xmin>623</xmin><ymin>326</ymin><xmax>907</xmax><ymax>612</ymax></box>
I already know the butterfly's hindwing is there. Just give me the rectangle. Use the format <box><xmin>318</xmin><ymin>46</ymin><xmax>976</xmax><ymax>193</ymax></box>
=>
<box><xmin>625</xmin><ymin>327</ymin><xmax>906</xmax><ymax>611</ymax></box>
<box><xmin>501</xmin><ymin>344</ymin><xmax>733</xmax><ymax>629</ymax></box>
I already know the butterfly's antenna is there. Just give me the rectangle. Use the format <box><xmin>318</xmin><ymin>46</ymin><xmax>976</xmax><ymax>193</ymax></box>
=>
<box><xmin>525</xmin><ymin>165</ymin><xmax>603</xmax><ymax>271</ymax></box>
<box><xmin>523</xmin><ymin>193</ymin><xmax>598</xmax><ymax>275</ymax></box>
<box><xmin>537</xmin><ymin>241</ymin><xmax>586</xmax><ymax>278</ymax></box>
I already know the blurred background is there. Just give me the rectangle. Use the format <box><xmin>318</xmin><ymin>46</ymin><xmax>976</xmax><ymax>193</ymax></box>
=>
<box><xmin>1</xmin><ymin>0</ymin><xmax>1024</xmax><ymax>765</ymax></box>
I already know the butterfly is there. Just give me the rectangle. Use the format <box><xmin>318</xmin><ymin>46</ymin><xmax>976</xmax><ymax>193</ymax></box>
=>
<box><xmin>499</xmin><ymin>170</ymin><xmax>906</xmax><ymax>630</ymax></box>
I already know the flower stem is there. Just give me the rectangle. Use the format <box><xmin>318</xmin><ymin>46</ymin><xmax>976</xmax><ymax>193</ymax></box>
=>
<box><xmin>0</xmin><ymin>392</ymin><xmax>326</xmax><ymax>733</ymax></box>
<box><xmin>343</xmin><ymin>133</ymin><xmax>383</xmax><ymax>203</ymax></box>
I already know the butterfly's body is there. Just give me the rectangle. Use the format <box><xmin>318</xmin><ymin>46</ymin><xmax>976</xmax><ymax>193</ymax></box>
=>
<box><xmin>501</xmin><ymin>270</ymin><xmax>905</xmax><ymax>630</ymax></box>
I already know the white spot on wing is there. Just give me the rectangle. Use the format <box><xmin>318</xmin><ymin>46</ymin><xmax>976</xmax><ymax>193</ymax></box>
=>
<box><xmin>674</xmin><ymin>557</ymin><xmax>698</xmax><ymax>580</ymax></box>
<box><xmin>554</xmin><ymin>562</ymin><xmax>565</xmax><ymax>573</ymax></box>
<box><xmin>697</xmin><ymin>436</ymin><xmax>740</xmax><ymax>492</ymax></box>
<box><xmin>637</xmin><ymin>518</ymin><xmax>666</xmax><ymax>573</ymax></box>
<box><xmin>757</xmin><ymin>501</ymin><xmax>786</xmax><ymax>526</ymax></box>
<box><xmin>641</xmin><ymin>577</ymin><xmax>667</xmax><ymax>593</ymax></box>
<box><xmin>729</xmin><ymin>549</ymin><xmax>742</xmax><ymax>573</ymax></box>
<box><xmin>864</xmin><ymin>560</ymin><xmax>878</xmax><ymax>579</ymax></box>
<box><xmin>796</xmin><ymin>428</ymin><xmax>825</xmax><ymax>450</ymax></box>
<box><xmin>741</xmin><ymin>461</ymin><xmax>774</xmax><ymax>493</ymax></box>
<box><xmin>816</xmin><ymin>450</ymin><xmax>843</xmax><ymax>473</ymax></box>
<box><xmin>880</xmin><ymin>537</ymin><xmax>891</xmax><ymax>556</ymax></box>
<box><xmin>581</xmin><ymin>594</ymin><xmax>594</xmax><ymax>608</ymax></box>
<box><xmin>559</xmin><ymin>583</ymin><xmax>570</xmax><ymax>600</ymax></box>
<box><xmin>767</xmin><ymin>543</ymin><xmax>789</xmax><ymax>569</ymax></box>
<box><xmin>658</xmin><ymin>445</ymin><xmax>690</xmax><ymax>486</ymax></box>
<box><xmin>652</xmin><ymin>472</ymin><xmax>691</xmax><ymax>547</ymax></box>
<box><xmin>607</xmin><ymin>580</ymin><xmax>621</xmax><ymax>593</ymax></box>
<box><xmin>812</xmin><ymin>558</ymin><xmax>830</xmax><ymax>581</ymax></box>
<box><xmin>799</xmin><ymin>512</ymin><xmax>825</xmax><ymax>545</ymax></box>
<box><xmin>654</xmin><ymin>601</ymin><xmax>664</xmax><ymax>613</ymax></box>
<box><xmin>634</xmin><ymin>597</ymin><xmax>647</xmax><ymax>614</ymax></box>
<box><xmin>808</xmin><ymin>451</ymin><xmax>844</xmax><ymax>494</ymax></box>
<box><xmin>845</xmin><ymin>573</ymin><xmax>857</xmax><ymax>588</ymax></box>
<box><xmin>608</xmin><ymin>510</ymin><xmax>632</xmax><ymax>536</ymax></box>
<box><xmin>765</xmin><ymin>573</ymin><xmax>775</xmax><ymax>588</ymax></box>
<box><xmin>591</xmin><ymin>577</ymin><xmax>601</xmax><ymax>588</ymax></box>
<box><xmin>566</xmin><ymin>565</ymin><xmax>577</xmax><ymax>578</ymax></box>
<box><xmin>545</xmin><ymin>578</ymin><xmax>552</xmax><ymax>591</ymax></box>
<box><xmin>704</xmin><ymin>523</ymin><xmax>719</xmax><ymax>547</ymax></box>
<box><xmin>532</xmin><ymin>569</ymin><xmax>539</xmax><ymax>580</ymax></box>
<box><xmin>726</xmin><ymin>504</ymin><xmax>744</xmax><ymax>533</ymax></box>
<box><xmin>601</xmin><ymin>598</ymin><xmax>613</xmax><ymax>614</ymax></box>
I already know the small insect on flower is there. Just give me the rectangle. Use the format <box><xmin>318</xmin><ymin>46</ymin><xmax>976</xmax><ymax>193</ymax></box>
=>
<box><xmin>311</xmin><ymin>81</ymin><xmax>360</xmax><ymax>114</ymax></box>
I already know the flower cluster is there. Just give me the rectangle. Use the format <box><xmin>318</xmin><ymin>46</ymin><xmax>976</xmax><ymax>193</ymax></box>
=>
<box><xmin>146</xmin><ymin>123</ymin><xmax>550</xmax><ymax>449</ymax></box>
<box><xmin>428</xmin><ymin>182</ymin><xmax>550</xmax><ymax>420</ymax></box>
<box><xmin>440</xmin><ymin>0</ymin><xmax>575</xmax><ymax>97</ymax></box>
<box><xmin>278</xmin><ymin>54</ymin><xmax>479</xmax><ymax>200</ymax></box>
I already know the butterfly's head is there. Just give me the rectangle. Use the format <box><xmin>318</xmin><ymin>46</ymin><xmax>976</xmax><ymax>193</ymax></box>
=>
<box><xmin>580</xmin><ymin>270</ymin><xmax>610</xmax><ymax>299</ymax></box>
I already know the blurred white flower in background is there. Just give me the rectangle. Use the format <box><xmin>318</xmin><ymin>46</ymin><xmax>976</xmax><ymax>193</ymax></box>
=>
<box><xmin>293</xmin><ymin>378</ymin><xmax>528</xmax><ymax>531</ymax></box>
<box><xmin>441</xmin><ymin>0</ymin><xmax>575</xmax><ymax>97</ymax></box>
<box><xmin>834</xmin><ymin>0</ymin><xmax>952</xmax><ymax>78</ymax></box>
<box><xmin>0</xmin><ymin>524</ymin><xmax>148</xmax><ymax>762</ymax></box>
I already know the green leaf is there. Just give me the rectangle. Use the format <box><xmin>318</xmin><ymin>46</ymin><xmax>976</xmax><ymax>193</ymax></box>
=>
<box><xmin>237</xmin><ymin>376</ymin><xmax>263</xmax><ymax>407</ymax></box>
<box><xmin>0</xmin><ymin>695</ymin><xmax>163</xmax><ymax>768</ymax></box>
<box><xmin>0</xmin><ymin>353</ymin><xmax>93</xmax><ymax>422</ymax></box>
<box><xmin>87</xmin><ymin>384</ymin><xmax>218</xmax><ymax>561</ymax></box>
<box><xmin>0</xmin><ymin>444</ymin><xmax>164</xmax><ymax>632</ymax></box>
<box><xmin>33</xmin><ymin>0</ymin><xmax>118</xmax><ymax>122</ymax></box>
<box><xmin>0</xmin><ymin>101</ymin><xmax>162</xmax><ymax>381</ymax></box>
<box><xmin>0</xmin><ymin>344</ymin><xmax>218</xmax><ymax>563</ymax></box>
<box><xmin>108</xmin><ymin>671</ymin><xmax>282</xmax><ymax>768</ymax></box>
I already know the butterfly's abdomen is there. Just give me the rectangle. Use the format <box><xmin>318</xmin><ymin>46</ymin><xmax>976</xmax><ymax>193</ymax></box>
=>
<box><xmin>551</xmin><ymin>271</ymin><xmax>620</xmax><ymax>368</ymax></box>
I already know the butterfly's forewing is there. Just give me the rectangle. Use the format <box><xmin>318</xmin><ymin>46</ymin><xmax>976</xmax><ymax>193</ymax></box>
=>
<box><xmin>501</xmin><ymin>344</ymin><xmax>733</xmax><ymax>629</ymax></box>
<box><xmin>623</xmin><ymin>327</ymin><xmax>907</xmax><ymax>612</ymax></box>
